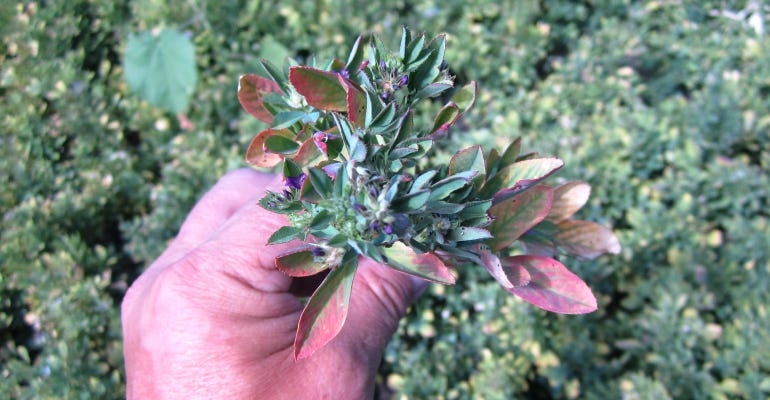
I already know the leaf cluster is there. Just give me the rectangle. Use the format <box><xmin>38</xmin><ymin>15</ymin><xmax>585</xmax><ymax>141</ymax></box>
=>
<box><xmin>239</xmin><ymin>28</ymin><xmax>619</xmax><ymax>359</ymax></box>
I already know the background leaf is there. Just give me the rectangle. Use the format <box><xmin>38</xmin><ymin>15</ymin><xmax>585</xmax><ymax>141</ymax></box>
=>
<box><xmin>124</xmin><ymin>28</ymin><xmax>197</xmax><ymax>114</ymax></box>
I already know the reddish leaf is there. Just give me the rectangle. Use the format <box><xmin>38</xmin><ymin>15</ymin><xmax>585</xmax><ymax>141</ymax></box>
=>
<box><xmin>238</xmin><ymin>74</ymin><xmax>282</xmax><ymax>123</ymax></box>
<box><xmin>245</xmin><ymin>128</ymin><xmax>293</xmax><ymax>167</ymax></box>
<box><xmin>487</xmin><ymin>185</ymin><xmax>554</xmax><ymax>251</ymax></box>
<box><xmin>505</xmin><ymin>255</ymin><xmax>597</xmax><ymax>314</ymax></box>
<box><xmin>292</xmin><ymin>136</ymin><xmax>323</xmax><ymax>166</ymax></box>
<box><xmin>554</xmin><ymin>220</ymin><xmax>622</xmax><ymax>260</ymax></box>
<box><xmin>479</xmin><ymin>247</ymin><xmax>530</xmax><ymax>289</ymax></box>
<box><xmin>276</xmin><ymin>245</ymin><xmax>329</xmax><ymax>277</ymax></box>
<box><xmin>381</xmin><ymin>241</ymin><xmax>455</xmax><ymax>284</ymax></box>
<box><xmin>294</xmin><ymin>257</ymin><xmax>357</xmax><ymax>359</ymax></box>
<box><xmin>289</xmin><ymin>66</ymin><xmax>347</xmax><ymax>112</ymax></box>
<box><xmin>341</xmin><ymin>76</ymin><xmax>367</xmax><ymax>125</ymax></box>
<box><xmin>547</xmin><ymin>181</ymin><xmax>592</xmax><ymax>223</ymax></box>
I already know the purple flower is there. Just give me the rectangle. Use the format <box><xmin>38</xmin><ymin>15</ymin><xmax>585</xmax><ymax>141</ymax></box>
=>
<box><xmin>311</xmin><ymin>247</ymin><xmax>326</xmax><ymax>257</ymax></box>
<box><xmin>285</xmin><ymin>173</ymin><xmax>307</xmax><ymax>190</ymax></box>
<box><xmin>336</xmin><ymin>68</ymin><xmax>350</xmax><ymax>79</ymax></box>
<box><xmin>383</xmin><ymin>224</ymin><xmax>394</xmax><ymax>234</ymax></box>
<box><xmin>352</xmin><ymin>202</ymin><xmax>367</xmax><ymax>212</ymax></box>
<box><xmin>399</xmin><ymin>75</ymin><xmax>408</xmax><ymax>87</ymax></box>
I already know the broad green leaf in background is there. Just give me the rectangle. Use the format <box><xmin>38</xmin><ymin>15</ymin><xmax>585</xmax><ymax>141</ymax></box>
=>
<box><xmin>124</xmin><ymin>28</ymin><xmax>197</xmax><ymax>114</ymax></box>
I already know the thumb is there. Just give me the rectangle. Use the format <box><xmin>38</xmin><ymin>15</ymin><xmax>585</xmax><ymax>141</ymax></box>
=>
<box><xmin>338</xmin><ymin>258</ymin><xmax>430</xmax><ymax>351</ymax></box>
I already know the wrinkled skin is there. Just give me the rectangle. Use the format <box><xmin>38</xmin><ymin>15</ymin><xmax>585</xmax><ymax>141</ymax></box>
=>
<box><xmin>122</xmin><ymin>169</ymin><xmax>427</xmax><ymax>399</ymax></box>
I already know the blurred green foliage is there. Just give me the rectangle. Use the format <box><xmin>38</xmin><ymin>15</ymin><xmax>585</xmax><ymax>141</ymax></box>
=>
<box><xmin>1</xmin><ymin>0</ymin><xmax>768</xmax><ymax>398</ymax></box>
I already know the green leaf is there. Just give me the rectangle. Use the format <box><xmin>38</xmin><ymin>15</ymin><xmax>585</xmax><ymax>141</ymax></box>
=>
<box><xmin>451</xmin><ymin>81</ymin><xmax>477</xmax><ymax>114</ymax></box>
<box><xmin>487</xmin><ymin>186</ymin><xmax>554</xmax><ymax>251</ymax></box>
<box><xmin>267</xmin><ymin>226</ymin><xmax>304</xmax><ymax>244</ymax></box>
<box><xmin>405</xmin><ymin>34</ymin><xmax>426</xmax><ymax>65</ymax></box>
<box><xmin>271</xmin><ymin>111</ymin><xmax>306</xmax><ymax>129</ymax></box>
<box><xmin>458</xmin><ymin>200</ymin><xmax>492</xmax><ymax>219</ymax></box>
<box><xmin>429</xmin><ymin>172</ymin><xmax>475</xmax><ymax>201</ymax></box>
<box><xmin>498</xmin><ymin>137</ymin><xmax>522</xmax><ymax>169</ymax></box>
<box><xmin>410</xmin><ymin>170</ymin><xmax>437</xmax><ymax>193</ymax></box>
<box><xmin>414</xmin><ymin>83</ymin><xmax>453</xmax><ymax>101</ymax></box>
<box><xmin>449</xmin><ymin>145</ymin><xmax>486</xmax><ymax>186</ymax></box>
<box><xmin>124</xmin><ymin>28</ymin><xmax>197</xmax><ymax>114</ymax></box>
<box><xmin>480</xmin><ymin>157</ymin><xmax>564</xmax><ymax>201</ymax></box>
<box><xmin>276</xmin><ymin>245</ymin><xmax>328</xmax><ymax>277</ymax></box>
<box><xmin>309</xmin><ymin>210</ymin><xmax>334</xmax><ymax>230</ymax></box>
<box><xmin>392</xmin><ymin>190</ymin><xmax>431</xmax><ymax>212</ymax></box>
<box><xmin>259</xmin><ymin>35</ymin><xmax>290</xmax><ymax>65</ymax></box>
<box><xmin>447</xmin><ymin>227</ymin><xmax>492</xmax><ymax>242</ymax></box>
<box><xmin>381</xmin><ymin>242</ymin><xmax>455</xmax><ymax>284</ymax></box>
<box><xmin>307</xmin><ymin>167</ymin><xmax>332</xmax><ymax>197</ymax></box>
<box><xmin>259</xmin><ymin>59</ymin><xmax>291</xmax><ymax>94</ymax></box>
<box><xmin>264</xmin><ymin>135</ymin><xmax>299</xmax><ymax>154</ymax></box>
<box><xmin>294</xmin><ymin>254</ymin><xmax>357</xmax><ymax>359</ymax></box>
<box><xmin>344</xmin><ymin>34</ymin><xmax>365</xmax><ymax>72</ymax></box>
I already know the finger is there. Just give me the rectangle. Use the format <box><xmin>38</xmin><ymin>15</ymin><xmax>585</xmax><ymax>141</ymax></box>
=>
<box><xmin>174</xmin><ymin>169</ymin><xmax>281</xmax><ymax>249</ymax></box>
<box><xmin>188</xmin><ymin>190</ymin><xmax>306</xmax><ymax>293</ymax></box>
<box><xmin>146</xmin><ymin>169</ymin><xmax>281</xmax><ymax>274</ymax></box>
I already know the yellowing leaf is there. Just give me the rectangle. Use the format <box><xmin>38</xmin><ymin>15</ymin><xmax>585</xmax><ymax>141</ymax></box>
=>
<box><xmin>238</xmin><ymin>74</ymin><xmax>282</xmax><ymax>123</ymax></box>
<box><xmin>547</xmin><ymin>181</ymin><xmax>592</xmax><ymax>223</ymax></box>
<box><xmin>554</xmin><ymin>220</ymin><xmax>622</xmax><ymax>260</ymax></box>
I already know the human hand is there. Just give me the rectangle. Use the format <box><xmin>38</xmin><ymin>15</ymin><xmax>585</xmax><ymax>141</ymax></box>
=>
<box><xmin>121</xmin><ymin>169</ymin><xmax>428</xmax><ymax>399</ymax></box>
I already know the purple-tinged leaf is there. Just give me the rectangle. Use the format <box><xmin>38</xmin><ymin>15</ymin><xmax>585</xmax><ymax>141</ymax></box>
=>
<box><xmin>245</xmin><ymin>128</ymin><xmax>293</xmax><ymax>167</ymax></box>
<box><xmin>238</xmin><ymin>74</ymin><xmax>282</xmax><ymax>123</ymax></box>
<box><xmin>554</xmin><ymin>220</ymin><xmax>621</xmax><ymax>260</ymax></box>
<box><xmin>487</xmin><ymin>186</ymin><xmax>554</xmax><ymax>252</ymax></box>
<box><xmin>289</xmin><ymin>66</ymin><xmax>347</xmax><ymax>112</ymax></box>
<box><xmin>547</xmin><ymin>181</ymin><xmax>592</xmax><ymax>223</ymax></box>
<box><xmin>381</xmin><ymin>241</ymin><xmax>455</xmax><ymax>284</ymax></box>
<box><xmin>505</xmin><ymin>255</ymin><xmax>597</xmax><ymax>314</ymax></box>
<box><xmin>479</xmin><ymin>246</ymin><xmax>530</xmax><ymax>288</ymax></box>
<box><xmin>276</xmin><ymin>245</ymin><xmax>329</xmax><ymax>277</ymax></box>
<box><xmin>294</xmin><ymin>256</ymin><xmax>357</xmax><ymax>359</ymax></box>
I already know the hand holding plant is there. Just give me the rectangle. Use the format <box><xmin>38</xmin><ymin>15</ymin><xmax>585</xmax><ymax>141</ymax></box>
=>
<box><xmin>238</xmin><ymin>28</ymin><xmax>621</xmax><ymax>360</ymax></box>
